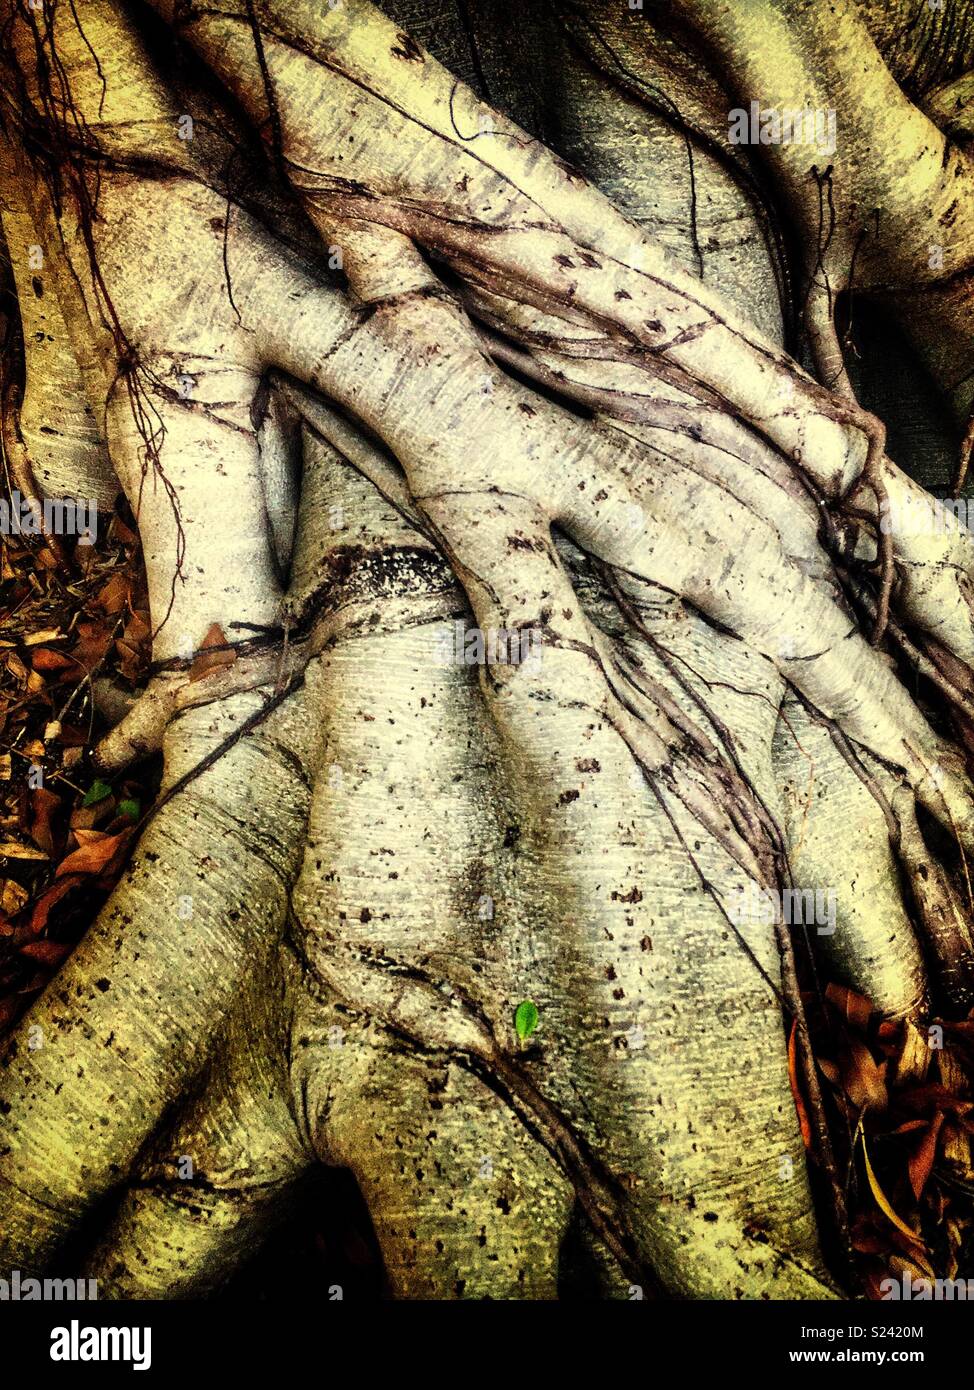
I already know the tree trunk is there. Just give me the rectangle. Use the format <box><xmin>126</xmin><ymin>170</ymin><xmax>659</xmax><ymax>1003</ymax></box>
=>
<box><xmin>1</xmin><ymin>0</ymin><xmax>973</xmax><ymax>1299</ymax></box>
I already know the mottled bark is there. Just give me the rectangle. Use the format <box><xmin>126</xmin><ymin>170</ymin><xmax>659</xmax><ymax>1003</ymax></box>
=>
<box><xmin>1</xmin><ymin>0</ymin><xmax>973</xmax><ymax>1299</ymax></box>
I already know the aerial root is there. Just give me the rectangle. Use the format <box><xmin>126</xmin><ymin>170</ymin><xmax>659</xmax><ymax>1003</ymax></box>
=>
<box><xmin>803</xmin><ymin>279</ymin><xmax>855</xmax><ymax>404</ymax></box>
<box><xmin>85</xmin><ymin>960</ymin><xmax>311</xmax><ymax>1297</ymax></box>
<box><xmin>950</xmin><ymin>404</ymin><xmax>974</xmax><ymax>498</ymax></box>
<box><xmin>891</xmin><ymin>787</ymin><xmax>974</xmax><ymax>1012</ymax></box>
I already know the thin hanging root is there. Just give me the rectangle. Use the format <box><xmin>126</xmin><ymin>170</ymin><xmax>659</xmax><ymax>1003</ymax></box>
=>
<box><xmin>891</xmin><ymin>787</ymin><xmax>974</xmax><ymax>1011</ymax></box>
<box><xmin>795</xmin><ymin>692</ymin><xmax>974</xmax><ymax>1006</ymax></box>
<box><xmin>830</xmin><ymin>400</ymin><xmax>893</xmax><ymax>643</ymax></box>
<box><xmin>950</xmin><ymin>406</ymin><xmax>974</xmax><ymax>499</ymax></box>
<box><xmin>796</xmin><ymin>293</ymin><xmax>895</xmax><ymax>648</ymax></box>
<box><xmin>802</xmin><ymin>283</ymin><xmax>897</xmax><ymax>645</ymax></box>
<box><xmin>600</xmin><ymin>561</ymin><xmax>784</xmax><ymax>846</ymax></box>
<box><xmin>840</xmin><ymin>565</ymin><xmax>974</xmax><ymax>718</ymax></box>
<box><xmin>775</xmin><ymin>915</ymin><xmax>854</xmax><ymax>1285</ymax></box>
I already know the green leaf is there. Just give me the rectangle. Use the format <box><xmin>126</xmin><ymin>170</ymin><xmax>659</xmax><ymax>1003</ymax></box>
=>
<box><xmin>117</xmin><ymin>799</ymin><xmax>141</xmax><ymax>821</ymax></box>
<box><xmin>81</xmin><ymin>779</ymin><xmax>112</xmax><ymax>808</ymax></box>
<box><xmin>514</xmin><ymin>999</ymin><xmax>539</xmax><ymax>1042</ymax></box>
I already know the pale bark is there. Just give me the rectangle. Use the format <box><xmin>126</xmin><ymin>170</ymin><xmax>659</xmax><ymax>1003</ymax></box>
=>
<box><xmin>0</xmin><ymin>0</ymin><xmax>972</xmax><ymax>1299</ymax></box>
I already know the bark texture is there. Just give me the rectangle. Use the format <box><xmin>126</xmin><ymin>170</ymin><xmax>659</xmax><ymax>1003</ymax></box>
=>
<box><xmin>0</xmin><ymin>0</ymin><xmax>973</xmax><ymax>1299</ymax></box>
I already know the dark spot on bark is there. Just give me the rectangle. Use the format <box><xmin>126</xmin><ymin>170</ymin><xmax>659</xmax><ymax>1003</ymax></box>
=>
<box><xmin>576</xmin><ymin>758</ymin><xmax>600</xmax><ymax>773</ymax></box>
<box><xmin>640</xmin><ymin>936</ymin><xmax>653</xmax><ymax>951</ymax></box>
<box><xmin>495</xmin><ymin>1196</ymin><xmax>511</xmax><ymax>1214</ymax></box>
<box><xmin>613</xmin><ymin>987</ymin><xmax>625</xmax><ymax>999</ymax></box>
<box><xmin>594</xmin><ymin>489</ymin><xmax>608</xmax><ymax>503</ymax></box>
<box><xmin>391</xmin><ymin>31</ymin><xmax>424</xmax><ymax>62</ymax></box>
<box><xmin>579</xmin><ymin>253</ymin><xmax>600</xmax><ymax>268</ymax></box>
<box><xmin>517</xmin><ymin>402</ymin><xmax>536</xmax><ymax>416</ymax></box>
<box><xmin>606</xmin><ymin>965</ymin><xmax>617</xmax><ymax>980</ymax></box>
<box><xmin>612</xmin><ymin>886</ymin><xmax>643</xmax><ymax>904</ymax></box>
<box><xmin>31</xmin><ymin>276</ymin><xmax>43</xmax><ymax>297</ymax></box>
<box><xmin>360</xmin><ymin>908</ymin><xmax>371</xmax><ymax>923</ymax></box>
<box><xmin>703</xmin><ymin>1211</ymin><xmax>719</xmax><ymax>1222</ymax></box>
<box><xmin>94</xmin><ymin>978</ymin><xmax>110</xmax><ymax>992</ymax></box>
<box><xmin>553</xmin><ymin>253</ymin><xmax>574</xmax><ymax>268</ymax></box>
<box><xmin>503</xmin><ymin>824</ymin><xmax>521</xmax><ymax>848</ymax></box>
<box><xmin>558</xmin><ymin>789</ymin><xmax>580</xmax><ymax>804</ymax></box>
<box><xmin>615</xmin><ymin>289</ymin><xmax>632</xmax><ymax>300</ymax></box>
<box><xmin>645</xmin><ymin>319</ymin><xmax>663</xmax><ymax>332</ymax></box>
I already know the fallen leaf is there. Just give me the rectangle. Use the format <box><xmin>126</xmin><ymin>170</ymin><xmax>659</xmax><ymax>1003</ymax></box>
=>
<box><xmin>189</xmin><ymin>623</ymin><xmax>237</xmax><ymax>682</ymax></box>
<box><xmin>0</xmin><ymin>841</ymin><xmax>48</xmax><ymax>861</ymax></box>
<box><xmin>70</xmin><ymin>619</ymin><xmax>114</xmax><ymax>671</ymax></box>
<box><xmin>55</xmin><ymin>829</ymin><xmax>132</xmax><ymax>879</ymax></box>
<box><xmin>859</xmin><ymin>1122</ymin><xmax>923</xmax><ymax>1246</ymax></box>
<box><xmin>31</xmin><ymin>648</ymin><xmax>76</xmax><ymax>678</ymax></box>
<box><xmin>93</xmin><ymin>573</ymin><xmax>130</xmax><ymax>615</ymax></box>
<box><xmin>28</xmin><ymin>786</ymin><xmax>61</xmax><ymax>853</ymax></box>
<box><xmin>81</xmin><ymin>779</ymin><xmax>112</xmax><ymax>808</ymax></box>
<box><xmin>110</xmin><ymin>515</ymin><xmax>139</xmax><ymax>545</ymax></box>
<box><xmin>908</xmin><ymin>1113</ymin><xmax>945</xmax><ymax>1200</ymax></box>
<box><xmin>825</xmin><ymin>984</ymin><xmax>875</xmax><ymax>1032</ymax></box>
<box><xmin>19</xmin><ymin>939</ymin><xmax>71</xmax><ymax>967</ymax></box>
<box><xmin>28</xmin><ymin>875</ymin><xmax>85</xmax><ymax>935</ymax></box>
<box><xmin>0</xmin><ymin>879</ymin><xmax>28</xmax><ymax>916</ymax></box>
<box><xmin>891</xmin><ymin>1019</ymin><xmax>931</xmax><ymax>1089</ymax></box>
<box><xmin>843</xmin><ymin>1038</ymin><xmax>888</xmax><ymax>1113</ymax></box>
<box><xmin>898</xmin><ymin>1084</ymin><xmax>973</xmax><ymax>1117</ymax></box>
